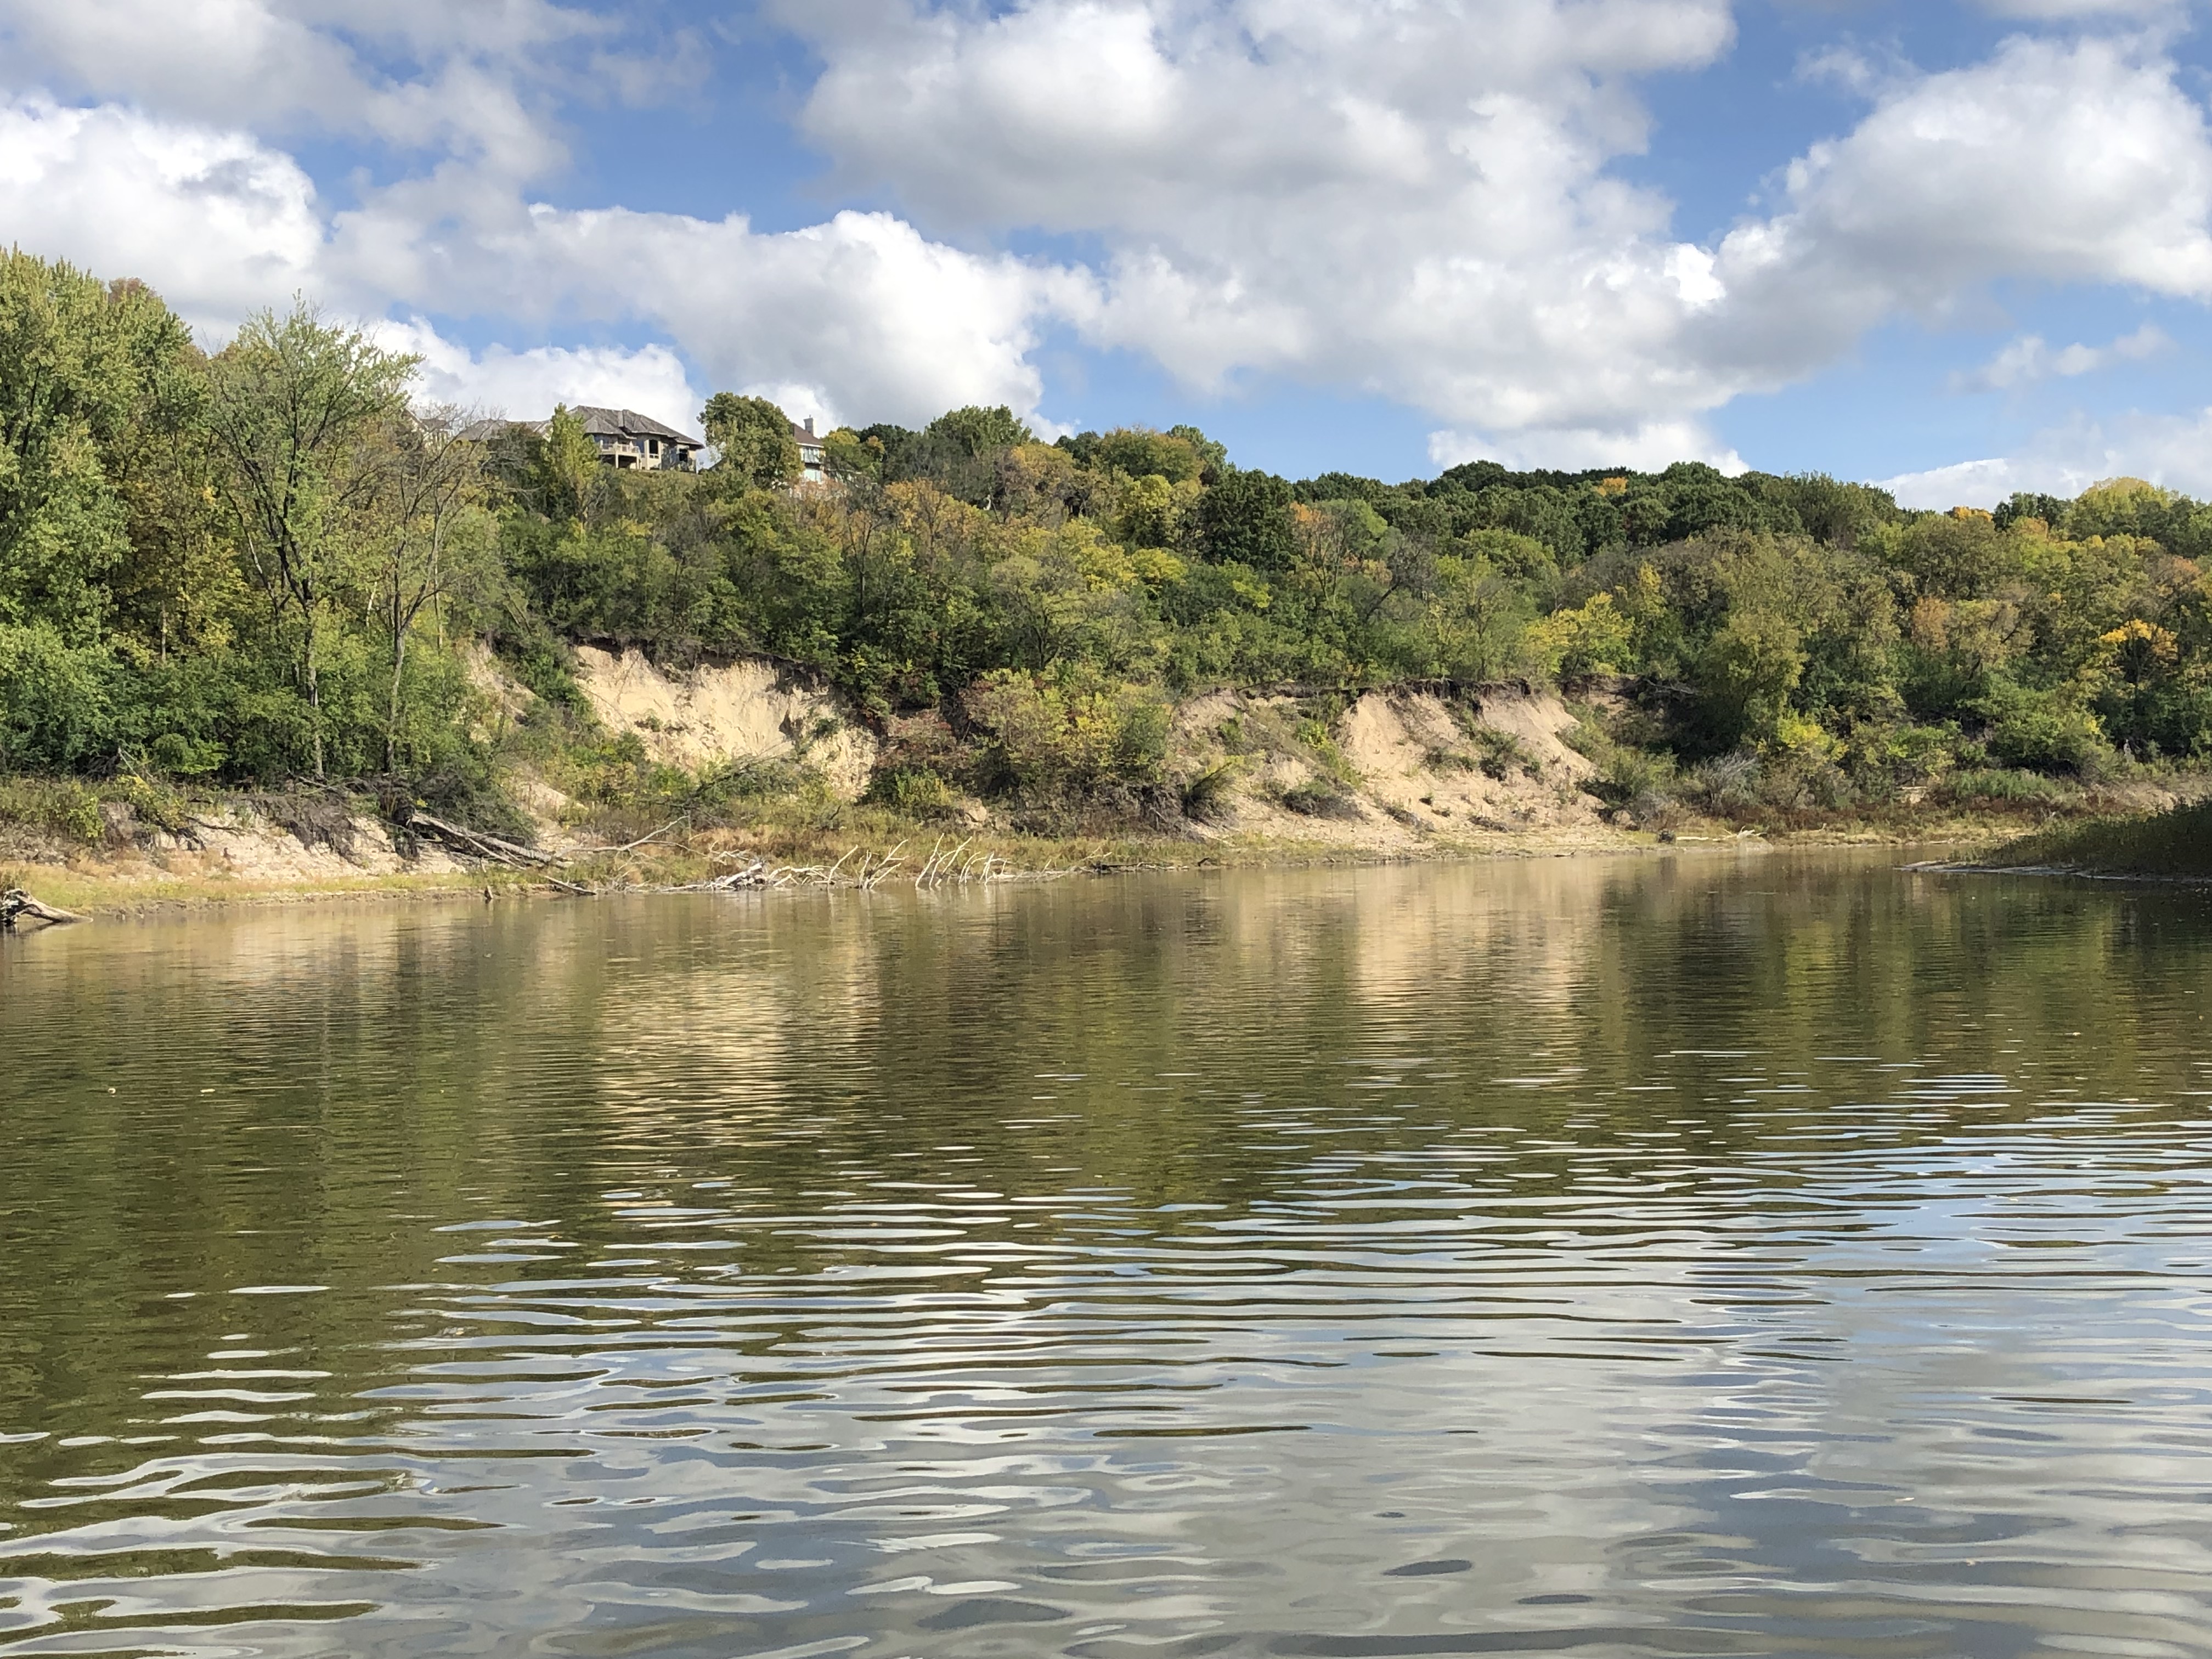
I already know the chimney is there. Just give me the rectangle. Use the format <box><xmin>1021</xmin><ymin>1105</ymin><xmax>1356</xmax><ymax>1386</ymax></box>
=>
<box><xmin>804</xmin><ymin>417</ymin><xmax>815</xmax><ymax>436</ymax></box>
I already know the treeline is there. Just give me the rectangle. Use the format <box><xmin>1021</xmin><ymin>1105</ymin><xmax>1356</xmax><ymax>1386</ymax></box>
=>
<box><xmin>6</xmin><ymin>249</ymin><xmax>2212</xmax><ymax>826</ymax></box>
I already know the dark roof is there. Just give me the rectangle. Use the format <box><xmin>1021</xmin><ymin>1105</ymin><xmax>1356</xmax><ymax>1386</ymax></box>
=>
<box><xmin>571</xmin><ymin>406</ymin><xmax>701</xmax><ymax>446</ymax></box>
<box><xmin>457</xmin><ymin>407</ymin><xmax>702</xmax><ymax>447</ymax></box>
<box><xmin>789</xmin><ymin>419</ymin><xmax>825</xmax><ymax>451</ymax></box>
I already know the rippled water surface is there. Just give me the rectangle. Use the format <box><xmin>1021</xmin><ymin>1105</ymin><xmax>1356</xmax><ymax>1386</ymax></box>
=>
<box><xmin>5</xmin><ymin>850</ymin><xmax>2212</xmax><ymax>1656</ymax></box>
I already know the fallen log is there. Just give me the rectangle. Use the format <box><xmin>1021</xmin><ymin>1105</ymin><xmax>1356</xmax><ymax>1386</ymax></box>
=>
<box><xmin>407</xmin><ymin>812</ymin><xmax>558</xmax><ymax>868</ymax></box>
<box><xmin>567</xmin><ymin>818</ymin><xmax>689</xmax><ymax>856</ymax></box>
<box><xmin>2</xmin><ymin>889</ymin><xmax>86</xmax><ymax>932</ymax></box>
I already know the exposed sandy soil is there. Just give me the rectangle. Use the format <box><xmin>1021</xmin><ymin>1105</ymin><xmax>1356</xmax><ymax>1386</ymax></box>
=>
<box><xmin>570</xmin><ymin>646</ymin><xmax>878</xmax><ymax>797</ymax></box>
<box><xmin>462</xmin><ymin>640</ymin><xmax>538</xmax><ymax>740</ymax></box>
<box><xmin>5</xmin><ymin>801</ymin><xmax>473</xmax><ymax>892</ymax></box>
<box><xmin>1172</xmin><ymin>685</ymin><xmax>1626</xmax><ymax>854</ymax></box>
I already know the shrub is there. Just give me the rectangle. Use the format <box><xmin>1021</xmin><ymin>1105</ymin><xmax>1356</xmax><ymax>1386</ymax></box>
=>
<box><xmin>1279</xmin><ymin>781</ymin><xmax>1362</xmax><ymax>819</ymax></box>
<box><xmin>1686</xmin><ymin>750</ymin><xmax>1764</xmax><ymax>812</ymax></box>
<box><xmin>1986</xmin><ymin>703</ymin><xmax>2106</xmax><ymax>772</ymax></box>
<box><xmin>0</xmin><ymin>623</ymin><xmax>114</xmax><ymax>770</ymax></box>
<box><xmin>0</xmin><ymin>776</ymin><xmax>104</xmax><ymax>843</ymax></box>
<box><xmin>866</xmin><ymin>765</ymin><xmax>955</xmax><ymax>816</ymax></box>
<box><xmin>1465</xmin><ymin>724</ymin><xmax>1538</xmax><ymax>781</ymax></box>
<box><xmin>1180</xmin><ymin>760</ymin><xmax>1242</xmax><ymax>822</ymax></box>
<box><xmin>965</xmin><ymin>664</ymin><xmax>1170</xmax><ymax>798</ymax></box>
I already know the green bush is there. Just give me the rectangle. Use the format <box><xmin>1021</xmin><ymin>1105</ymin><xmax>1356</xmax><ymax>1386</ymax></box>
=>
<box><xmin>865</xmin><ymin>765</ymin><xmax>955</xmax><ymax>816</ymax></box>
<box><xmin>0</xmin><ymin>623</ymin><xmax>114</xmax><ymax>769</ymax></box>
<box><xmin>0</xmin><ymin>776</ymin><xmax>104</xmax><ymax>843</ymax></box>
<box><xmin>965</xmin><ymin>664</ymin><xmax>1170</xmax><ymax>798</ymax></box>
<box><xmin>1180</xmin><ymin>760</ymin><xmax>1242</xmax><ymax>822</ymax></box>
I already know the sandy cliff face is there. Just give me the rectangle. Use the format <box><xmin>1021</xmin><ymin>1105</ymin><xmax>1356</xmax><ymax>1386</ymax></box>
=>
<box><xmin>568</xmin><ymin>646</ymin><xmax>879</xmax><ymax>798</ymax></box>
<box><xmin>1170</xmin><ymin>685</ymin><xmax>1615</xmax><ymax>851</ymax></box>
<box><xmin>550</xmin><ymin>645</ymin><xmax>1612</xmax><ymax>847</ymax></box>
<box><xmin>1336</xmin><ymin>688</ymin><xmax>1602</xmax><ymax>832</ymax></box>
<box><xmin>0</xmin><ymin>800</ymin><xmax>477</xmax><ymax>890</ymax></box>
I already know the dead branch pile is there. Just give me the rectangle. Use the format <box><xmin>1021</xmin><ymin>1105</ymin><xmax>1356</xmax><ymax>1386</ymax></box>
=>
<box><xmin>408</xmin><ymin>812</ymin><xmax>557</xmax><ymax>867</ymax></box>
<box><xmin>660</xmin><ymin>837</ymin><xmax>1013</xmax><ymax>895</ymax></box>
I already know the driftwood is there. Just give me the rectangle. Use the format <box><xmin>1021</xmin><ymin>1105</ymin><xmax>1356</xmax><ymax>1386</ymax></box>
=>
<box><xmin>568</xmin><ymin>819</ymin><xmax>689</xmax><ymax>856</ymax></box>
<box><xmin>656</xmin><ymin>836</ymin><xmax>1014</xmax><ymax>896</ymax></box>
<box><xmin>2</xmin><ymin>889</ymin><xmax>85</xmax><ymax>932</ymax></box>
<box><xmin>407</xmin><ymin>812</ymin><xmax>557</xmax><ymax>868</ymax></box>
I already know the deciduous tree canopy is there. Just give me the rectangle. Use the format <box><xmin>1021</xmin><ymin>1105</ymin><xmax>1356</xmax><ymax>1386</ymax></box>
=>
<box><xmin>8</xmin><ymin>250</ymin><xmax>2212</xmax><ymax>829</ymax></box>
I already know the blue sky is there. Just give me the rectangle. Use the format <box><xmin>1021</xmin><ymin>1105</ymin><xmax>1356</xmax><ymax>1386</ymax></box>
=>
<box><xmin>4</xmin><ymin>0</ymin><xmax>2211</xmax><ymax>504</ymax></box>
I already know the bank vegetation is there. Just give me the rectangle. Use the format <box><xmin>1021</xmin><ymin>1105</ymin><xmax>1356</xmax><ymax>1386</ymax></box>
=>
<box><xmin>6</xmin><ymin>249</ymin><xmax>2212</xmax><ymax>894</ymax></box>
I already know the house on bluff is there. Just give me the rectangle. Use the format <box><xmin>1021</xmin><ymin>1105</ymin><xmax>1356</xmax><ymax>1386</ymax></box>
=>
<box><xmin>460</xmin><ymin>407</ymin><xmax>704</xmax><ymax>471</ymax></box>
<box><xmin>791</xmin><ymin>416</ymin><xmax>826</xmax><ymax>486</ymax></box>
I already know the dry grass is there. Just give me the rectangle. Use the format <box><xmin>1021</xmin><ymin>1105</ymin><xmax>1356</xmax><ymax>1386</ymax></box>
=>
<box><xmin>0</xmin><ymin>859</ymin><xmax>532</xmax><ymax>917</ymax></box>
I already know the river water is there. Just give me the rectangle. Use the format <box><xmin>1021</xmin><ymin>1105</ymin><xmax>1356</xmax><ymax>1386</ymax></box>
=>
<box><xmin>3</xmin><ymin>850</ymin><xmax>2212</xmax><ymax>1657</ymax></box>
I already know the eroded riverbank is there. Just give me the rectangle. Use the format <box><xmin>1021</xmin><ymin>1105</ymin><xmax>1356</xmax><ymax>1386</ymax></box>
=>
<box><xmin>0</xmin><ymin>797</ymin><xmax>2114</xmax><ymax>921</ymax></box>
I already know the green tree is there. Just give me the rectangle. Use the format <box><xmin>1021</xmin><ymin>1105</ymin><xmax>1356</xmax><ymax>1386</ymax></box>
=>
<box><xmin>1093</xmin><ymin>427</ymin><xmax>1205</xmax><ymax>484</ymax></box>
<box><xmin>204</xmin><ymin>304</ymin><xmax>416</xmax><ymax>777</ymax></box>
<box><xmin>364</xmin><ymin>406</ymin><xmax>494</xmax><ymax>771</ymax></box>
<box><xmin>701</xmin><ymin>392</ymin><xmax>801</xmax><ymax>489</ymax></box>
<box><xmin>1168</xmin><ymin>424</ymin><xmax>1229</xmax><ymax>480</ymax></box>
<box><xmin>1199</xmin><ymin>470</ymin><xmax>1296</xmax><ymax>569</ymax></box>
<box><xmin>0</xmin><ymin>620</ymin><xmax>114</xmax><ymax>769</ymax></box>
<box><xmin>1663</xmin><ymin>468</ymin><xmax>1762</xmax><ymax>541</ymax></box>
<box><xmin>927</xmin><ymin>405</ymin><xmax>1033</xmax><ymax>458</ymax></box>
<box><xmin>1765</xmin><ymin>473</ymin><xmax>1898</xmax><ymax>548</ymax></box>
<box><xmin>0</xmin><ymin>253</ymin><xmax>196</xmax><ymax>642</ymax></box>
<box><xmin>534</xmin><ymin>406</ymin><xmax>605</xmax><ymax>523</ymax></box>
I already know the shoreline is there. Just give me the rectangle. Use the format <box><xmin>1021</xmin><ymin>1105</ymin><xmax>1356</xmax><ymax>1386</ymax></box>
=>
<box><xmin>1904</xmin><ymin>859</ymin><xmax>2212</xmax><ymax>887</ymax></box>
<box><xmin>4</xmin><ymin>819</ymin><xmax>2004</xmax><ymax>924</ymax></box>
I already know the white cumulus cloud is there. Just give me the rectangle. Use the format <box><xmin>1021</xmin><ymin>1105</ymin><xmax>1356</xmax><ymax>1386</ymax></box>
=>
<box><xmin>1702</xmin><ymin>34</ymin><xmax>2212</xmax><ymax>388</ymax></box>
<box><xmin>336</xmin><ymin>200</ymin><xmax>1086</xmax><ymax>428</ymax></box>
<box><xmin>1880</xmin><ymin>405</ymin><xmax>2212</xmax><ymax>509</ymax></box>
<box><xmin>1429</xmin><ymin>420</ymin><xmax>1747</xmax><ymax>476</ymax></box>
<box><xmin>7</xmin><ymin>1</ymin><xmax>2212</xmax><ymax>470</ymax></box>
<box><xmin>373</xmin><ymin>319</ymin><xmax>709</xmax><ymax>431</ymax></box>
<box><xmin>1952</xmin><ymin>323</ymin><xmax>2172</xmax><ymax>392</ymax></box>
<box><xmin>0</xmin><ymin>0</ymin><xmax>603</xmax><ymax>172</ymax></box>
<box><xmin>782</xmin><ymin>3</ymin><xmax>2212</xmax><ymax>464</ymax></box>
<box><xmin>787</xmin><ymin>0</ymin><xmax>1746</xmax><ymax>453</ymax></box>
<box><xmin>0</xmin><ymin>96</ymin><xmax>324</xmax><ymax>330</ymax></box>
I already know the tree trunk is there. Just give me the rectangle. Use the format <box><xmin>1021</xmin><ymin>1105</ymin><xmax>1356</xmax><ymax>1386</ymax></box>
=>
<box><xmin>386</xmin><ymin>615</ymin><xmax>407</xmax><ymax>775</ymax></box>
<box><xmin>303</xmin><ymin>613</ymin><xmax>324</xmax><ymax>780</ymax></box>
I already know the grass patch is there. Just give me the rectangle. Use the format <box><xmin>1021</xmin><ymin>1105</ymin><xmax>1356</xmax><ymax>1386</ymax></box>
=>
<box><xmin>1936</xmin><ymin>768</ymin><xmax>2074</xmax><ymax>806</ymax></box>
<box><xmin>1447</xmin><ymin>708</ymin><xmax>1540</xmax><ymax>781</ymax></box>
<box><xmin>1986</xmin><ymin>798</ymin><xmax>2212</xmax><ymax>879</ymax></box>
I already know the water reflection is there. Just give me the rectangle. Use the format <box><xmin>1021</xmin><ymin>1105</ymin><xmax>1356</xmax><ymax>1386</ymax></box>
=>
<box><xmin>3</xmin><ymin>849</ymin><xmax>2212</xmax><ymax>1656</ymax></box>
